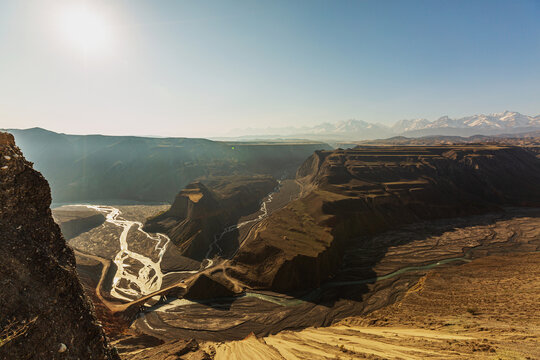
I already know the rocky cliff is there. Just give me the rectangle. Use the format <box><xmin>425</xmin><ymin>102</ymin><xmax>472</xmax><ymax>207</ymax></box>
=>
<box><xmin>144</xmin><ymin>175</ymin><xmax>278</xmax><ymax>260</ymax></box>
<box><xmin>0</xmin><ymin>132</ymin><xmax>117</xmax><ymax>359</ymax></box>
<box><xmin>229</xmin><ymin>145</ymin><xmax>540</xmax><ymax>292</ymax></box>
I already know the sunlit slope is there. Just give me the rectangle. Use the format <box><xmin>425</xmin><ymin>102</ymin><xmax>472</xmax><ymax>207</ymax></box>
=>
<box><xmin>205</xmin><ymin>252</ymin><xmax>540</xmax><ymax>360</ymax></box>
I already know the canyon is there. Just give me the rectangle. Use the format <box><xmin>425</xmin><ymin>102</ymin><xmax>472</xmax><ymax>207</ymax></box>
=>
<box><xmin>226</xmin><ymin>145</ymin><xmax>540</xmax><ymax>293</ymax></box>
<box><xmin>2</xmin><ymin>131</ymin><xmax>540</xmax><ymax>359</ymax></box>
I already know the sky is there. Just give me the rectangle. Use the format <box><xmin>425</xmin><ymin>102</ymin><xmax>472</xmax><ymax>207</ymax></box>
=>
<box><xmin>0</xmin><ymin>0</ymin><xmax>539</xmax><ymax>137</ymax></box>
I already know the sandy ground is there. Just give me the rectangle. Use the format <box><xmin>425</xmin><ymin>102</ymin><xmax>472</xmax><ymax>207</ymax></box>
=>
<box><xmin>202</xmin><ymin>252</ymin><xmax>540</xmax><ymax>360</ymax></box>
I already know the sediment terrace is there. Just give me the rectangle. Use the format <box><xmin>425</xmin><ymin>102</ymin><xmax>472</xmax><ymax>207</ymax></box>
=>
<box><xmin>133</xmin><ymin>208</ymin><xmax>540</xmax><ymax>342</ymax></box>
<box><xmin>195</xmin><ymin>251</ymin><xmax>540</xmax><ymax>360</ymax></box>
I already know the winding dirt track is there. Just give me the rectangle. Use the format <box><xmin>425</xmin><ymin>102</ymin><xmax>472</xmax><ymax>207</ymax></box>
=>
<box><xmin>73</xmin><ymin>249</ymin><xmax>138</xmax><ymax>313</ymax></box>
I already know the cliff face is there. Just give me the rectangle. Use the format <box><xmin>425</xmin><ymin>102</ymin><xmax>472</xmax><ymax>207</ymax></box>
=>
<box><xmin>144</xmin><ymin>175</ymin><xmax>278</xmax><ymax>260</ymax></box>
<box><xmin>0</xmin><ymin>132</ymin><xmax>117</xmax><ymax>359</ymax></box>
<box><xmin>229</xmin><ymin>145</ymin><xmax>540</xmax><ymax>292</ymax></box>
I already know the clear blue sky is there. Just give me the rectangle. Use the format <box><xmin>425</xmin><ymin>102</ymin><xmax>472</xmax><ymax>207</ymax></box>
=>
<box><xmin>1</xmin><ymin>0</ymin><xmax>539</xmax><ymax>137</ymax></box>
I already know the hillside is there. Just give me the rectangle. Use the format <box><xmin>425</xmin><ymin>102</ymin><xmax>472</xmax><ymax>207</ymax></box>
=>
<box><xmin>338</xmin><ymin>131</ymin><xmax>540</xmax><ymax>148</ymax></box>
<box><xmin>198</xmin><ymin>252</ymin><xmax>540</xmax><ymax>360</ymax></box>
<box><xmin>5</xmin><ymin>128</ymin><xmax>330</xmax><ymax>203</ymax></box>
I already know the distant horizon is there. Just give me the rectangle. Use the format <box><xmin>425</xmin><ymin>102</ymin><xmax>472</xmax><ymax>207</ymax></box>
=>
<box><xmin>4</xmin><ymin>109</ymin><xmax>540</xmax><ymax>140</ymax></box>
<box><xmin>3</xmin><ymin>109</ymin><xmax>540</xmax><ymax>139</ymax></box>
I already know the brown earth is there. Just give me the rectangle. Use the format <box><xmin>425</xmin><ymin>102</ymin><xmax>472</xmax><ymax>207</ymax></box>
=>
<box><xmin>59</xmin><ymin>145</ymin><xmax>540</xmax><ymax>351</ymax></box>
<box><xmin>128</xmin><ymin>207</ymin><xmax>539</xmax><ymax>344</ymax></box>
<box><xmin>29</xmin><ymin>142</ymin><xmax>540</xmax><ymax>359</ymax></box>
<box><xmin>201</xmin><ymin>252</ymin><xmax>540</xmax><ymax>360</ymax></box>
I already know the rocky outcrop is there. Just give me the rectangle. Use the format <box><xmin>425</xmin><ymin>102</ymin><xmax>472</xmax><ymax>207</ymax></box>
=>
<box><xmin>229</xmin><ymin>145</ymin><xmax>540</xmax><ymax>292</ymax></box>
<box><xmin>184</xmin><ymin>274</ymin><xmax>236</xmax><ymax>300</ymax></box>
<box><xmin>0</xmin><ymin>132</ymin><xmax>117</xmax><ymax>359</ymax></box>
<box><xmin>145</xmin><ymin>176</ymin><xmax>278</xmax><ymax>260</ymax></box>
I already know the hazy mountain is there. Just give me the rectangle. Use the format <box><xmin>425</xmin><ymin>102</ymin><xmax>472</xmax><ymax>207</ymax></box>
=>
<box><xmin>223</xmin><ymin>111</ymin><xmax>540</xmax><ymax>141</ymax></box>
<box><xmin>4</xmin><ymin>112</ymin><xmax>539</xmax><ymax>201</ymax></box>
<box><xmin>391</xmin><ymin>118</ymin><xmax>431</xmax><ymax>133</ymax></box>
<box><xmin>222</xmin><ymin>119</ymin><xmax>394</xmax><ymax>141</ymax></box>
<box><xmin>4</xmin><ymin>128</ymin><xmax>331</xmax><ymax>203</ymax></box>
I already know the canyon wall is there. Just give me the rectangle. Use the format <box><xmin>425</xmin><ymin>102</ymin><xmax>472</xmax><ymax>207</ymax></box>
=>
<box><xmin>229</xmin><ymin>145</ymin><xmax>540</xmax><ymax>292</ymax></box>
<box><xmin>145</xmin><ymin>175</ymin><xmax>278</xmax><ymax>260</ymax></box>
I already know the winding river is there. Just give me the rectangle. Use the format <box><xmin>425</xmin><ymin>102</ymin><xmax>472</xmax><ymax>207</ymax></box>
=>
<box><xmin>81</xmin><ymin>180</ymin><xmax>471</xmax><ymax>310</ymax></box>
<box><xmin>84</xmin><ymin>206</ymin><xmax>173</xmax><ymax>301</ymax></box>
<box><xmin>80</xmin><ymin>184</ymin><xmax>281</xmax><ymax>302</ymax></box>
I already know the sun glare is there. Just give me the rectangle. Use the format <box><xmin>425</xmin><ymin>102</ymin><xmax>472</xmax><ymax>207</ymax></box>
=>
<box><xmin>56</xmin><ymin>3</ymin><xmax>114</xmax><ymax>58</ymax></box>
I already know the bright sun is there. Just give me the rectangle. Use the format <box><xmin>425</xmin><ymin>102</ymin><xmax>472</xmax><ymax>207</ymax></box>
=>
<box><xmin>57</xmin><ymin>3</ymin><xmax>114</xmax><ymax>57</ymax></box>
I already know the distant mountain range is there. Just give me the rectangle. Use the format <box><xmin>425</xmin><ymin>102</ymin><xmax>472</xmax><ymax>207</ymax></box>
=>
<box><xmin>393</xmin><ymin>111</ymin><xmax>540</xmax><ymax>137</ymax></box>
<box><xmin>219</xmin><ymin>111</ymin><xmax>540</xmax><ymax>141</ymax></box>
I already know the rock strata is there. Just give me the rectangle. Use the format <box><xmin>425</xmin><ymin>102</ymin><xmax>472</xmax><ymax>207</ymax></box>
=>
<box><xmin>229</xmin><ymin>145</ymin><xmax>540</xmax><ymax>292</ymax></box>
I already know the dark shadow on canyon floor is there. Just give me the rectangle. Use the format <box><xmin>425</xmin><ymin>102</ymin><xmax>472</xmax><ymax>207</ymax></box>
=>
<box><xmin>135</xmin><ymin>207</ymin><xmax>540</xmax><ymax>342</ymax></box>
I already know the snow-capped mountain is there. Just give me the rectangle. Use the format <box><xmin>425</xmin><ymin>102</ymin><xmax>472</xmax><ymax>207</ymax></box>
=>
<box><xmin>397</xmin><ymin>111</ymin><xmax>540</xmax><ymax>136</ymax></box>
<box><xmin>432</xmin><ymin>111</ymin><xmax>536</xmax><ymax>129</ymax></box>
<box><xmin>221</xmin><ymin>111</ymin><xmax>540</xmax><ymax>141</ymax></box>
<box><xmin>391</xmin><ymin>118</ymin><xmax>431</xmax><ymax>133</ymax></box>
